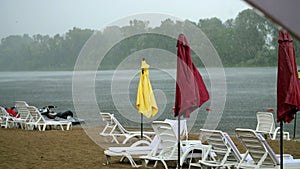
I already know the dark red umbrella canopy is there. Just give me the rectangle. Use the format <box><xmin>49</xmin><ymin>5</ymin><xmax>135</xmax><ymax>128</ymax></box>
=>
<box><xmin>174</xmin><ymin>34</ymin><xmax>209</xmax><ymax>118</ymax></box>
<box><xmin>277</xmin><ymin>30</ymin><xmax>300</xmax><ymax>123</ymax></box>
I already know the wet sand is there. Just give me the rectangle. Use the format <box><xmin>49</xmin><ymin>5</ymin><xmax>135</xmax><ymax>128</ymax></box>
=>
<box><xmin>0</xmin><ymin>127</ymin><xmax>299</xmax><ymax>169</ymax></box>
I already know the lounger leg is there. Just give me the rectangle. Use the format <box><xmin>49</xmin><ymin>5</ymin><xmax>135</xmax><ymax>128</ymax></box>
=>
<box><xmin>5</xmin><ymin>119</ymin><xmax>9</xmax><ymax>128</ymax></box>
<box><xmin>142</xmin><ymin>159</ymin><xmax>149</xmax><ymax>167</ymax></box>
<box><xmin>123</xmin><ymin>154</ymin><xmax>140</xmax><ymax>168</ymax></box>
<box><xmin>271</xmin><ymin>133</ymin><xmax>277</xmax><ymax>140</ymax></box>
<box><xmin>5</xmin><ymin>119</ymin><xmax>12</xmax><ymax>128</ymax></box>
<box><xmin>142</xmin><ymin>159</ymin><xmax>158</xmax><ymax>168</ymax></box>
<box><xmin>120</xmin><ymin>156</ymin><xmax>126</xmax><ymax>162</ymax></box>
<box><xmin>34</xmin><ymin>124</ymin><xmax>38</xmax><ymax>130</ymax></box>
<box><xmin>27</xmin><ymin>124</ymin><xmax>32</xmax><ymax>130</ymax></box>
<box><xmin>60</xmin><ymin>124</ymin><xmax>64</xmax><ymax>131</ymax></box>
<box><xmin>101</xmin><ymin>126</ymin><xmax>109</xmax><ymax>135</ymax></box>
<box><xmin>285</xmin><ymin>132</ymin><xmax>290</xmax><ymax>140</ymax></box>
<box><xmin>161</xmin><ymin>160</ymin><xmax>168</xmax><ymax>169</ymax></box>
<box><xmin>43</xmin><ymin>124</ymin><xmax>46</xmax><ymax>131</ymax></box>
<box><xmin>153</xmin><ymin>161</ymin><xmax>158</xmax><ymax>168</ymax></box>
<box><xmin>106</xmin><ymin>155</ymin><xmax>111</xmax><ymax>164</ymax></box>
<box><xmin>105</xmin><ymin>155</ymin><xmax>141</xmax><ymax>168</ymax></box>
<box><xmin>67</xmin><ymin>123</ymin><xmax>72</xmax><ymax>130</ymax></box>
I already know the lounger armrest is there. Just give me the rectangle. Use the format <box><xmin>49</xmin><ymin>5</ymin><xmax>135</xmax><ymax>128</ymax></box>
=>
<box><xmin>271</xmin><ymin>127</ymin><xmax>281</xmax><ymax>140</ymax></box>
<box><xmin>130</xmin><ymin>140</ymin><xmax>151</xmax><ymax>147</ymax></box>
<box><xmin>274</xmin><ymin>127</ymin><xmax>290</xmax><ymax>140</ymax></box>
<box><xmin>128</xmin><ymin>131</ymin><xmax>155</xmax><ymax>135</ymax></box>
<box><xmin>274</xmin><ymin>127</ymin><xmax>280</xmax><ymax>134</ymax></box>
<box><xmin>180</xmin><ymin>144</ymin><xmax>212</xmax><ymax>166</ymax></box>
<box><xmin>182</xmin><ymin>140</ymin><xmax>202</xmax><ymax>146</ymax></box>
<box><xmin>122</xmin><ymin>134</ymin><xmax>153</xmax><ymax>144</ymax></box>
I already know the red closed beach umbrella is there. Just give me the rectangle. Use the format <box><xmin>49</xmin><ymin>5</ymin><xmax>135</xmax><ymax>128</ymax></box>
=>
<box><xmin>174</xmin><ymin>34</ymin><xmax>209</xmax><ymax>167</ymax></box>
<box><xmin>277</xmin><ymin>30</ymin><xmax>300</xmax><ymax>123</ymax></box>
<box><xmin>174</xmin><ymin>34</ymin><xmax>209</xmax><ymax>118</ymax></box>
<box><xmin>277</xmin><ymin>29</ymin><xmax>300</xmax><ymax>169</ymax></box>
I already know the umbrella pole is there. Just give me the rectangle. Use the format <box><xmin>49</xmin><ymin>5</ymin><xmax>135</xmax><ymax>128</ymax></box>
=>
<box><xmin>177</xmin><ymin>115</ymin><xmax>180</xmax><ymax>168</ymax></box>
<box><xmin>293</xmin><ymin>112</ymin><xmax>297</xmax><ymax>139</ymax></box>
<box><xmin>141</xmin><ymin>114</ymin><xmax>143</xmax><ymax>139</ymax></box>
<box><xmin>280</xmin><ymin>120</ymin><xmax>283</xmax><ymax>169</ymax></box>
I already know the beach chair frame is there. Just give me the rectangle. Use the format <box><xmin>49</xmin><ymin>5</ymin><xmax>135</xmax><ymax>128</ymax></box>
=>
<box><xmin>256</xmin><ymin>112</ymin><xmax>290</xmax><ymax>140</ymax></box>
<box><xmin>104</xmin><ymin>119</ymin><xmax>188</xmax><ymax>168</ymax></box>
<box><xmin>14</xmin><ymin>101</ymin><xmax>31</xmax><ymax>129</ymax></box>
<box><xmin>189</xmin><ymin>129</ymin><xmax>243</xmax><ymax>169</ymax></box>
<box><xmin>99</xmin><ymin>112</ymin><xmax>155</xmax><ymax>144</ymax></box>
<box><xmin>235</xmin><ymin>128</ymin><xmax>300</xmax><ymax>169</ymax></box>
<box><xmin>27</xmin><ymin>106</ymin><xmax>72</xmax><ymax>131</ymax></box>
<box><xmin>0</xmin><ymin>106</ymin><xmax>15</xmax><ymax>128</ymax></box>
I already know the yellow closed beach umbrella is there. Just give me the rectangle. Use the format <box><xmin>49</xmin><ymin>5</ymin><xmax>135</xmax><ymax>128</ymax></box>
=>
<box><xmin>136</xmin><ymin>58</ymin><xmax>158</xmax><ymax>118</ymax></box>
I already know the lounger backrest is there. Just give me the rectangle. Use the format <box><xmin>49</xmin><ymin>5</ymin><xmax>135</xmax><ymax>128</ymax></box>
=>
<box><xmin>29</xmin><ymin>105</ymin><xmax>51</xmax><ymax>124</ymax></box>
<box><xmin>235</xmin><ymin>128</ymin><xmax>279</xmax><ymax>167</ymax></box>
<box><xmin>223</xmin><ymin>133</ymin><xmax>243</xmax><ymax>161</ymax></box>
<box><xmin>101</xmin><ymin>112</ymin><xmax>134</xmax><ymax>135</ymax></box>
<box><xmin>100</xmin><ymin>112</ymin><xmax>116</xmax><ymax>126</ymax></box>
<box><xmin>112</xmin><ymin>115</ymin><xmax>130</xmax><ymax>134</ymax></box>
<box><xmin>256</xmin><ymin>112</ymin><xmax>275</xmax><ymax>133</ymax></box>
<box><xmin>257</xmin><ymin>134</ymin><xmax>279</xmax><ymax>165</ymax></box>
<box><xmin>152</xmin><ymin>121</ymin><xmax>182</xmax><ymax>158</ymax></box>
<box><xmin>15</xmin><ymin>101</ymin><xmax>30</xmax><ymax>120</ymax></box>
<box><xmin>164</xmin><ymin>119</ymin><xmax>188</xmax><ymax>140</ymax></box>
<box><xmin>100</xmin><ymin>112</ymin><xmax>116</xmax><ymax>130</ymax></box>
<box><xmin>148</xmin><ymin>119</ymin><xmax>180</xmax><ymax>148</ymax></box>
<box><xmin>27</xmin><ymin>106</ymin><xmax>42</xmax><ymax>123</ymax></box>
<box><xmin>200</xmin><ymin>129</ymin><xmax>240</xmax><ymax>164</ymax></box>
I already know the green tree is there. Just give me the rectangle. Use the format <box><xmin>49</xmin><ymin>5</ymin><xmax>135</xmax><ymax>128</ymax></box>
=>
<box><xmin>198</xmin><ymin>17</ymin><xmax>234</xmax><ymax>66</ymax></box>
<box><xmin>233</xmin><ymin>9</ymin><xmax>277</xmax><ymax>66</ymax></box>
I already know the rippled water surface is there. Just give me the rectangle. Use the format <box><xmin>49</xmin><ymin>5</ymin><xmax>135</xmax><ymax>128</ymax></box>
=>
<box><xmin>0</xmin><ymin>68</ymin><xmax>298</xmax><ymax>136</ymax></box>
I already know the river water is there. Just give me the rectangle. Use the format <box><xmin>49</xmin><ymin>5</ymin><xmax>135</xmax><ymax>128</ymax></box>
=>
<box><xmin>0</xmin><ymin>68</ymin><xmax>298</xmax><ymax>136</ymax></box>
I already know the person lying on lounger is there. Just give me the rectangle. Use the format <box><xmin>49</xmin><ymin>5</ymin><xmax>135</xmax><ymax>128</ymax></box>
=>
<box><xmin>5</xmin><ymin>106</ymin><xmax>18</xmax><ymax>117</ymax></box>
<box><xmin>40</xmin><ymin>105</ymin><xmax>73</xmax><ymax>119</ymax></box>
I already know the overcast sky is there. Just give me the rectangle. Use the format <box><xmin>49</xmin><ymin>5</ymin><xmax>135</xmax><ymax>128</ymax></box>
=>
<box><xmin>0</xmin><ymin>0</ymin><xmax>251</xmax><ymax>39</ymax></box>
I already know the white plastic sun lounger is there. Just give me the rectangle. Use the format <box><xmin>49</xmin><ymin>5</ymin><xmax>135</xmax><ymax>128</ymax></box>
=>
<box><xmin>235</xmin><ymin>128</ymin><xmax>300</xmax><ymax>169</ymax></box>
<box><xmin>105</xmin><ymin>135</ymin><xmax>160</xmax><ymax>167</ymax></box>
<box><xmin>189</xmin><ymin>129</ymin><xmax>246</xmax><ymax>169</ymax></box>
<box><xmin>14</xmin><ymin>101</ymin><xmax>31</xmax><ymax>129</ymax></box>
<box><xmin>0</xmin><ymin>106</ymin><xmax>15</xmax><ymax>128</ymax></box>
<box><xmin>104</xmin><ymin>119</ymin><xmax>188</xmax><ymax>168</ymax></box>
<box><xmin>140</xmin><ymin>120</ymin><xmax>195</xmax><ymax>169</ymax></box>
<box><xmin>27</xmin><ymin>106</ymin><xmax>72</xmax><ymax>131</ymax></box>
<box><xmin>256</xmin><ymin>112</ymin><xmax>290</xmax><ymax>140</ymax></box>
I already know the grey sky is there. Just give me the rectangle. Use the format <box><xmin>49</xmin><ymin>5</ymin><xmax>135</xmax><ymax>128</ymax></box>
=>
<box><xmin>0</xmin><ymin>0</ymin><xmax>250</xmax><ymax>39</ymax></box>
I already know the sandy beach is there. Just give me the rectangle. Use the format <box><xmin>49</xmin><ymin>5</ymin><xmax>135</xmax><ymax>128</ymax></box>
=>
<box><xmin>0</xmin><ymin>126</ymin><xmax>299</xmax><ymax>169</ymax></box>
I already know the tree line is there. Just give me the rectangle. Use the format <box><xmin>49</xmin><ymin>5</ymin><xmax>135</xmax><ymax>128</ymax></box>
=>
<box><xmin>0</xmin><ymin>9</ymin><xmax>299</xmax><ymax>71</ymax></box>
